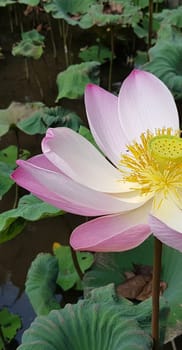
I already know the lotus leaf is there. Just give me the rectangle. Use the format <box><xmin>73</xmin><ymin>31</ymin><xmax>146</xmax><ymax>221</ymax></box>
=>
<box><xmin>84</xmin><ymin>238</ymin><xmax>182</xmax><ymax>342</ymax></box>
<box><xmin>79</xmin><ymin>44</ymin><xmax>113</xmax><ymax>63</ymax></box>
<box><xmin>79</xmin><ymin>2</ymin><xmax>142</xmax><ymax>29</ymax></box>
<box><xmin>0</xmin><ymin>0</ymin><xmax>15</xmax><ymax>6</ymax></box>
<box><xmin>12</xmin><ymin>30</ymin><xmax>45</xmax><ymax>59</ymax></box>
<box><xmin>18</xmin><ymin>284</ymin><xmax>153</xmax><ymax>350</ymax></box>
<box><xmin>43</xmin><ymin>0</ymin><xmax>96</xmax><ymax>25</ymax></box>
<box><xmin>0</xmin><ymin>102</ymin><xmax>43</xmax><ymax>137</ymax></box>
<box><xmin>0</xmin><ymin>195</ymin><xmax>64</xmax><ymax>243</ymax></box>
<box><xmin>53</xmin><ymin>244</ymin><xmax>94</xmax><ymax>290</ymax></box>
<box><xmin>155</xmin><ymin>6</ymin><xmax>182</xmax><ymax>28</ymax></box>
<box><xmin>18</xmin><ymin>106</ymin><xmax>82</xmax><ymax>135</ymax></box>
<box><xmin>18</xmin><ymin>0</ymin><xmax>40</xmax><ymax>5</ymax></box>
<box><xmin>25</xmin><ymin>253</ymin><xmax>61</xmax><ymax>315</ymax></box>
<box><xmin>0</xmin><ymin>308</ymin><xmax>21</xmax><ymax>349</ymax></box>
<box><xmin>56</xmin><ymin>61</ymin><xmax>100</xmax><ymax>100</ymax></box>
<box><xmin>143</xmin><ymin>40</ymin><xmax>182</xmax><ymax>99</ymax></box>
<box><xmin>0</xmin><ymin>146</ymin><xmax>30</xmax><ymax>198</ymax></box>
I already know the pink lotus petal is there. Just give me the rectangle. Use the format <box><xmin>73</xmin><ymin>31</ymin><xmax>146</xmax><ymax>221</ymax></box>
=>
<box><xmin>12</xmin><ymin>156</ymin><xmax>142</xmax><ymax>216</ymax></box>
<box><xmin>85</xmin><ymin>84</ymin><xmax>128</xmax><ymax>165</ymax></box>
<box><xmin>118</xmin><ymin>69</ymin><xmax>179</xmax><ymax>142</ymax></box>
<box><xmin>151</xmin><ymin>196</ymin><xmax>182</xmax><ymax>233</ymax></box>
<box><xmin>42</xmin><ymin>127</ymin><xmax>132</xmax><ymax>193</ymax></box>
<box><xmin>70</xmin><ymin>202</ymin><xmax>152</xmax><ymax>252</ymax></box>
<box><xmin>149</xmin><ymin>215</ymin><xmax>182</xmax><ymax>252</ymax></box>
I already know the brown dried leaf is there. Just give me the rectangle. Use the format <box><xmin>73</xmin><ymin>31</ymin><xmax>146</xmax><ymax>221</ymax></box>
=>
<box><xmin>133</xmin><ymin>263</ymin><xmax>153</xmax><ymax>276</ymax></box>
<box><xmin>137</xmin><ymin>280</ymin><xmax>153</xmax><ymax>301</ymax></box>
<box><xmin>116</xmin><ymin>275</ymin><xmax>147</xmax><ymax>299</ymax></box>
<box><xmin>116</xmin><ymin>264</ymin><xmax>167</xmax><ymax>301</ymax></box>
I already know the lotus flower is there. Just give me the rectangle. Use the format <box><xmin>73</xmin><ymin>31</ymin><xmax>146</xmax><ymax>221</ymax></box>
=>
<box><xmin>11</xmin><ymin>70</ymin><xmax>182</xmax><ymax>252</ymax></box>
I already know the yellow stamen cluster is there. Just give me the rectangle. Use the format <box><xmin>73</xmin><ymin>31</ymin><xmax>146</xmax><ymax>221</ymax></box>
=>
<box><xmin>119</xmin><ymin>128</ymin><xmax>182</xmax><ymax>207</ymax></box>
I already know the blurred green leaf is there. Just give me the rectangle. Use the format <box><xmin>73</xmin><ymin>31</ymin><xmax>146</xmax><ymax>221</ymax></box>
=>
<box><xmin>0</xmin><ymin>195</ymin><xmax>64</xmax><ymax>243</ymax></box>
<box><xmin>0</xmin><ymin>308</ymin><xmax>21</xmax><ymax>349</ymax></box>
<box><xmin>12</xmin><ymin>30</ymin><xmax>45</xmax><ymax>59</ymax></box>
<box><xmin>18</xmin><ymin>0</ymin><xmax>39</xmax><ymax>5</ymax></box>
<box><xmin>43</xmin><ymin>0</ymin><xmax>96</xmax><ymax>24</ymax></box>
<box><xmin>143</xmin><ymin>36</ymin><xmax>182</xmax><ymax>99</ymax></box>
<box><xmin>134</xmin><ymin>50</ymin><xmax>148</xmax><ymax>67</ymax></box>
<box><xmin>53</xmin><ymin>243</ymin><xmax>94</xmax><ymax>290</ymax></box>
<box><xmin>26</xmin><ymin>253</ymin><xmax>61</xmax><ymax>315</ymax></box>
<box><xmin>155</xmin><ymin>6</ymin><xmax>182</xmax><ymax>28</ymax></box>
<box><xmin>79</xmin><ymin>2</ymin><xmax>141</xmax><ymax>29</ymax></box>
<box><xmin>18</xmin><ymin>106</ymin><xmax>82</xmax><ymax>135</ymax></box>
<box><xmin>0</xmin><ymin>0</ymin><xmax>15</xmax><ymax>6</ymax></box>
<box><xmin>56</xmin><ymin>61</ymin><xmax>100</xmax><ymax>100</ymax></box>
<box><xmin>0</xmin><ymin>146</ymin><xmax>30</xmax><ymax>198</ymax></box>
<box><xmin>79</xmin><ymin>44</ymin><xmax>114</xmax><ymax>63</ymax></box>
<box><xmin>0</xmin><ymin>102</ymin><xmax>43</xmax><ymax>137</ymax></box>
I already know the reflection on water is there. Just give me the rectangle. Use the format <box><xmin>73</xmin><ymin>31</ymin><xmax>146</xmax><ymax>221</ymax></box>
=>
<box><xmin>0</xmin><ymin>279</ymin><xmax>35</xmax><ymax>344</ymax></box>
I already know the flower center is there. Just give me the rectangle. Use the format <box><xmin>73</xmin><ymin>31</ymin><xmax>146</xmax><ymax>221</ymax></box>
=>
<box><xmin>149</xmin><ymin>135</ymin><xmax>182</xmax><ymax>160</ymax></box>
<box><xmin>119</xmin><ymin>128</ymin><xmax>182</xmax><ymax>207</ymax></box>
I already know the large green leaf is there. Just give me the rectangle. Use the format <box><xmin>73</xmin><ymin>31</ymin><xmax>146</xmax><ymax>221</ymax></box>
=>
<box><xmin>53</xmin><ymin>244</ymin><xmax>94</xmax><ymax>290</ymax></box>
<box><xmin>0</xmin><ymin>102</ymin><xmax>43</xmax><ymax>137</ymax></box>
<box><xmin>12</xmin><ymin>30</ymin><xmax>45</xmax><ymax>59</ymax></box>
<box><xmin>25</xmin><ymin>253</ymin><xmax>61</xmax><ymax>315</ymax></box>
<box><xmin>43</xmin><ymin>0</ymin><xmax>96</xmax><ymax>25</ymax></box>
<box><xmin>18</xmin><ymin>284</ymin><xmax>153</xmax><ymax>350</ymax></box>
<box><xmin>17</xmin><ymin>106</ymin><xmax>82</xmax><ymax>135</ymax></box>
<box><xmin>155</xmin><ymin>6</ymin><xmax>182</xmax><ymax>28</ymax></box>
<box><xmin>56</xmin><ymin>61</ymin><xmax>100</xmax><ymax>100</ymax></box>
<box><xmin>84</xmin><ymin>238</ymin><xmax>182</xmax><ymax>342</ymax></box>
<box><xmin>0</xmin><ymin>195</ymin><xmax>63</xmax><ymax>243</ymax></box>
<box><xmin>79</xmin><ymin>2</ymin><xmax>141</xmax><ymax>29</ymax></box>
<box><xmin>143</xmin><ymin>38</ymin><xmax>182</xmax><ymax>99</ymax></box>
<box><xmin>0</xmin><ymin>308</ymin><xmax>21</xmax><ymax>349</ymax></box>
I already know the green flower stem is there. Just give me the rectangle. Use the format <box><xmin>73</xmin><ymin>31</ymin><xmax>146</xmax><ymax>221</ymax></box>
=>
<box><xmin>71</xmin><ymin>247</ymin><xmax>84</xmax><ymax>280</ymax></box>
<box><xmin>152</xmin><ymin>237</ymin><xmax>162</xmax><ymax>349</ymax></box>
